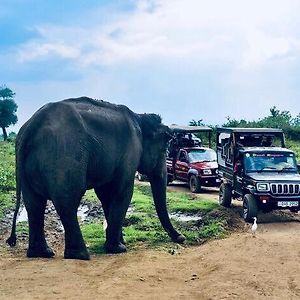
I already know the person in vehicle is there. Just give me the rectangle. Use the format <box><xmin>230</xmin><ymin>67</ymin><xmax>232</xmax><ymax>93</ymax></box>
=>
<box><xmin>261</xmin><ymin>136</ymin><xmax>273</xmax><ymax>147</ymax></box>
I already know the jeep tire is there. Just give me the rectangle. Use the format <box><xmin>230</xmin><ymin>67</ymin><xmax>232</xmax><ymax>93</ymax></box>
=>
<box><xmin>189</xmin><ymin>175</ymin><xmax>201</xmax><ymax>193</ymax></box>
<box><xmin>243</xmin><ymin>194</ymin><xmax>258</xmax><ymax>222</ymax></box>
<box><xmin>219</xmin><ymin>183</ymin><xmax>232</xmax><ymax>207</ymax></box>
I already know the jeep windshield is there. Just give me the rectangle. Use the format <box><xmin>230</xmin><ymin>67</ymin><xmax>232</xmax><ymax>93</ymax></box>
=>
<box><xmin>188</xmin><ymin>149</ymin><xmax>217</xmax><ymax>163</ymax></box>
<box><xmin>244</xmin><ymin>152</ymin><xmax>298</xmax><ymax>173</ymax></box>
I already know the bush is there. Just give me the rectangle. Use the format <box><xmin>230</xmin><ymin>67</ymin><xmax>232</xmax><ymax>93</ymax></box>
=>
<box><xmin>0</xmin><ymin>141</ymin><xmax>15</xmax><ymax>192</ymax></box>
<box><xmin>0</xmin><ymin>167</ymin><xmax>15</xmax><ymax>191</ymax></box>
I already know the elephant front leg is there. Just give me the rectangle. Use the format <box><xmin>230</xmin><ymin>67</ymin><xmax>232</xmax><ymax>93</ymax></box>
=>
<box><xmin>104</xmin><ymin>184</ymin><xmax>134</xmax><ymax>254</ymax></box>
<box><xmin>62</xmin><ymin>214</ymin><xmax>90</xmax><ymax>260</ymax></box>
<box><xmin>95</xmin><ymin>186</ymin><xmax>125</xmax><ymax>245</ymax></box>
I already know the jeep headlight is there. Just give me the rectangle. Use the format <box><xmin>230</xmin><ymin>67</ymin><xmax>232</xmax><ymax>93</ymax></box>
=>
<box><xmin>203</xmin><ymin>169</ymin><xmax>212</xmax><ymax>175</ymax></box>
<box><xmin>256</xmin><ymin>183</ymin><xmax>270</xmax><ymax>192</ymax></box>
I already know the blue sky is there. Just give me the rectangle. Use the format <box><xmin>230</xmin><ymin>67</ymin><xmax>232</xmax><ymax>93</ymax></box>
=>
<box><xmin>2</xmin><ymin>0</ymin><xmax>300</xmax><ymax>132</ymax></box>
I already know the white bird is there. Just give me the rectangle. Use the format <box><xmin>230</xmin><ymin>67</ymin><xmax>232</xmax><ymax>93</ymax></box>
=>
<box><xmin>251</xmin><ymin>217</ymin><xmax>258</xmax><ymax>237</ymax></box>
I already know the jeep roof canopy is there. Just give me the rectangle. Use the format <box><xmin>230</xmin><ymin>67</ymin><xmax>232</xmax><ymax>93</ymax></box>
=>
<box><xmin>216</xmin><ymin>127</ymin><xmax>283</xmax><ymax>134</ymax></box>
<box><xmin>169</xmin><ymin>125</ymin><xmax>212</xmax><ymax>133</ymax></box>
<box><xmin>169</xmin><ymin>125</ymin><xmax>212</xmax><ymax>147</ymax></box>
<box><xmin>216</xmin><ymin>127</ymin><xmax>285</xmax><ymax>148</ymax></box>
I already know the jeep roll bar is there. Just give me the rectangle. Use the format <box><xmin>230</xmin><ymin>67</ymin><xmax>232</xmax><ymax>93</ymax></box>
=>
<box><xmin>169</xmin><ymin>125</ymin><xmax>212</xmax><ymax>148</ymax></box>
<box><xmin>216</xmin><ymin>127</ymin><xmax>285</xmax><ymax>148</ymax></box>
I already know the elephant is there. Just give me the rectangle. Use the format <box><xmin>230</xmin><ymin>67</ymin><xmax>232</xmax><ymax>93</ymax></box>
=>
<box><xmin>6</xmin><ymin>97</ymin><xmax>185</xmax><ymax>260</ymax></box>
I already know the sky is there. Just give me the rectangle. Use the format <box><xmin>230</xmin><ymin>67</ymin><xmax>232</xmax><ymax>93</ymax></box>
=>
<box><xmin>1</xmin><ymin>0</ymin><xmax>300</xmax><ymax>132</ymax></box>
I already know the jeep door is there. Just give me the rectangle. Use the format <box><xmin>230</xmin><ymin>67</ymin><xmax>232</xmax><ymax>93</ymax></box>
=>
<box><xmin>233</xmin><ymin>153</ymin><xmax>244</xmax><ymax>196</ymax></box>
<box><xmin>175</xmin><ymin>150</ymin><xmax>189</xmax><ymax>181</ymax></box>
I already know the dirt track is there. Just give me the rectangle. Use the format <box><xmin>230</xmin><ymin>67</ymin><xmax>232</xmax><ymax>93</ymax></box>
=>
<box><xmin>1</xmin><ymin>184</ymin><xmax>300</xmax><ymax>299</ymax></box>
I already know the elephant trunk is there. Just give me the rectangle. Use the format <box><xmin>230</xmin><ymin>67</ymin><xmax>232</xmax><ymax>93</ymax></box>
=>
<box><xmin>149</xmin><ymin>169</ymin><xmax>185</xmax><ymax>244</ymax></box>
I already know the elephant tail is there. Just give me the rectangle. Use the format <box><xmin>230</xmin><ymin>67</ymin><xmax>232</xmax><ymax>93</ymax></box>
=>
<box><xmin>6</xmin><ymin>144</ymin><xmax>22</xmax><ymax>247</ymax></box>
<box><xmin>6</xmin><ymin>122</ymin><xmax>29</xmax><ymax>247</ymax></box>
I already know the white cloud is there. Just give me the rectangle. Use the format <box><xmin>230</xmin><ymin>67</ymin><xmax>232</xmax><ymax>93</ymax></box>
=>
<box><xmin>241</xmin><ymin>30</ymin><xmax>300</xmax><ymax>69</ymax></box>
<box><xmin>15</xmin><ymin>0</ymin><xmax>300</xmax><ymax>70</ymax></box>
<box><xmin>18</xmin><ymin>42</ymin><xmax>80</xmax><ymax>62</ymax></box>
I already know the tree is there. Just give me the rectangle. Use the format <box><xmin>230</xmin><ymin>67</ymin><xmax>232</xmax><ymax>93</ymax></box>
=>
<box><xmin>258</xmin><ymin>106</ymin><xmax>292</xmax><ymax>129</ymax></box>
<box><xmin>189</xmin><ymin>119</ymin><xmax>204</xmax><ymax>126</ymax></box>
<box><xmin>0</xmin><ymin>86</ymin><xmax>18</xmax><ymax>141</ymax></box>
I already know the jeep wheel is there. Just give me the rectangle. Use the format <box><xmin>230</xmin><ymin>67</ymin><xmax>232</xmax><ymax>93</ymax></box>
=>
<box><xmin>189</xmin><ymin>175</ymin><xmax>201</xmax><ymax>193</ymax></box>
<box><xmin>219</xmin><ymin>183</ymin><xmax>232</xmax><ymax>207</ymax></box>
<box><xmin>243</xmin><ymin>194</ymin><xmax>258</xmax><ymax>222</ymax></box>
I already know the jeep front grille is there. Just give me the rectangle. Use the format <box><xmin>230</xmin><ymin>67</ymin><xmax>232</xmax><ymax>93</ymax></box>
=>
<box><xmin>270</xmin><ymin>183</ymin><xmax>300</xmax><ymax>195</ymax></box>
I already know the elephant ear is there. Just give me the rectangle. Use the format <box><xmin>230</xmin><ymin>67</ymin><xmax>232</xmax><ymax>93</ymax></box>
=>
<box><xmin>139</xmin><ymin>113</ymin><xmax>161</xmax><ymax>137</ymax></box>
<box><xmin>139</xmin><ymin>113</ymin><xmax>172</xmax><ymax>142</ymax></box>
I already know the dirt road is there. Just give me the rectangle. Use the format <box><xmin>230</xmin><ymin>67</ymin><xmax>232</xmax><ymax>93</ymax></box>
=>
<box><xmin>1</xmin><ymin>185</ymin><xmax>300</xmax><ymax>299</ymax></box>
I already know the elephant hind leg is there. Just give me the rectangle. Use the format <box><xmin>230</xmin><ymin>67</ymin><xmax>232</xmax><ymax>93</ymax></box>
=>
<box><xmin>22</xmin><ymin>184</ymin><xmax>54</xmax><ymax>258</ymax></box>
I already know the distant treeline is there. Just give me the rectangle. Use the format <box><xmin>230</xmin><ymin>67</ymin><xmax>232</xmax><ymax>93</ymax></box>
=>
<box><xmin>190</xmin><ymin>106</ymin><xmax>300</xmax><ymax>142</ymax></box>
<box><xmin>0</xmin><ymin>132</ymin><xmax>16</xmax><ymax>142</ymax></box>
<box><xmin>1</xmin><ymin>106</ymin><xmax>299</xmax><ymax>142</ymax></box>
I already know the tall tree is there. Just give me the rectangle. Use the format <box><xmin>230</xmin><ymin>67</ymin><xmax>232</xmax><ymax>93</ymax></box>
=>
<box><xmin>0</xmin><ymin>86</ymin><xmax>18</xmax><ymax>141</ymax></box>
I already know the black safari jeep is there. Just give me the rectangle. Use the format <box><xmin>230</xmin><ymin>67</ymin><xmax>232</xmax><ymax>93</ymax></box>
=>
<box><xmin>217</xmin><ymin>127</ymin><xmax>300</xmax><ymax>222</ymax></box>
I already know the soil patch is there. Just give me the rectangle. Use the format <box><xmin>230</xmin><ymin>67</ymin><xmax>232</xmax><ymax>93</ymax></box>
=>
<box><xmin>1</xmin><ymin>187</ymin><xmax>300</xmax><ymax>299</ymax></box>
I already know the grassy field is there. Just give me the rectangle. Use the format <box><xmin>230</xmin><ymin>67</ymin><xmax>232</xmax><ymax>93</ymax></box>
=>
<box><xmin>1</xmin><ymin>138</ymin><xmax>300</xmax><ymax>254</ymax></box>
<box><xmin>81</xmin><ymin>185</ymin><xmax>224</xmax><ymax>254</ymax></box>
<box><xmin>0</xmin><ymin>142</ymin><xmax>16</xmax><ymax>218</ymax></box>
<box><xmin>0</xmin><ymin>141</ymin><xmax>226</xmax><ymax>253</ymax></box>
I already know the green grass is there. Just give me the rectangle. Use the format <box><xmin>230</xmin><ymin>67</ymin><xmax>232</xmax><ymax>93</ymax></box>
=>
<box><xmin>0</xmin><ymin>141</ymin><xmax>15</xmax><ymax>192</ymax></box>
<box><xmin>82</xmin><ymin>184</ymin><xmax>225</xmax><ymax>254</ymax></box>
<box><xmin>81</xmin><ymin>223</ymin><xmax>106</xmax><ymax>254</ymax></box>
<box><xmin>2</xmin><ymin>138</ymin><xmax>300</xmax><ymax>255</ymax></box>
<box><xmin>0</xmin><ymin>141</ymin><xmax>16</xmax><ymax>219</ymax></box>
<box><xmin>167</xmin><ymin>191</ymin><xmax>219</xmax><ymax>213</ymax></box>
<box><xmin>82</xmin><ymin>189</ymin><xmax>99</xmax><ymax>204</ymax></box>
<box><xmin>0</xmin><ymin>191</ymin><xmax>15</xmax><ymax>219</ymax></box>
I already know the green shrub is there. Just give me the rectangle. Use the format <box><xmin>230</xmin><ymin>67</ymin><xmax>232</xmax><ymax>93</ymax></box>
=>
<box><xmin>0</xmin><ymin>142</ymin><xmax>15</xmax><ymax>192</ymax></box>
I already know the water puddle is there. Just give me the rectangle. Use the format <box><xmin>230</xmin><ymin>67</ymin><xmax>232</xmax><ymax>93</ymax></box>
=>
<box><xmin>17</xmin><ymin>204</ymin><xmax>93</xmax><ymax>223</ymax></box>
<box><xmin>76</xmin><ymin>205</ymin><xmax>90</xmax><ymax>221</ymax></box>
<box><xmin>17</xmin><ymin>206</ymin><xmax>28</xmax><ymax>223</ymax></box>
<box><xmin>169</xmin><ymin>213</ymin><xmax>202</xmax><ymax>222</ymax></box>
<box><xmin>16</xmin><ymin>206</ymin><xmax>199</xmax><ymax>224</ymax></box>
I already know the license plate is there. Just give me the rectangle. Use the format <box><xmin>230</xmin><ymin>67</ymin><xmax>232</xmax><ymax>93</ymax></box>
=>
<box><xmin>277</xmin><ymin>201</ymin><xmax>299</xmax><ymax>207</ymax></box>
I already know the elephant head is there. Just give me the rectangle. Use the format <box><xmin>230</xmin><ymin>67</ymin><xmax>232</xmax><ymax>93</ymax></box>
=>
<box><xmin>138</xmin><ymin>114</ymin><xmax>185</xmax><ymax>244</ymax></box>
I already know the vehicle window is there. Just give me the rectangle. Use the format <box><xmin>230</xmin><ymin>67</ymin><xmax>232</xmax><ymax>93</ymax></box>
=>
<box><xmin>244</xmin><ymin>153</ymin><xmax>297</xmax><ymax>172</ymax></box>
<box><xmin>188</xmin><ymin>149</ymin><xmax>217</xmax><ymax>163</ymax></box>
<box><xmin>236</xmin><ymin>133</ymin><xmax>284</xmax><ymax>147</ymax></box>
<box><xmin>218</xmin><ymin>132</ymin><xmax>230</xmax><ymax>146</ymax></box>
<box><xmin>179</xmin><ymin>151</ymin><xmax>187</xmax><ymax>162</ymax></box>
